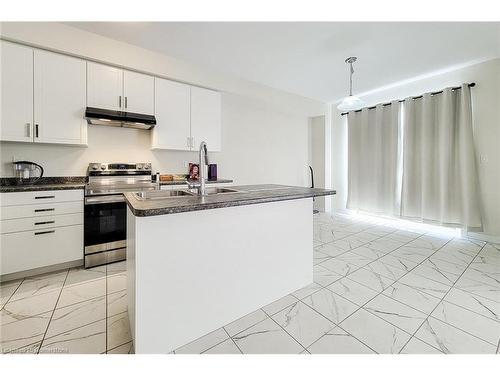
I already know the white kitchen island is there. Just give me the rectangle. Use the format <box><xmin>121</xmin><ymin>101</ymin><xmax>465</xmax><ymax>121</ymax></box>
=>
<box><xmin>125</xmin><ymin>184</ymin><xmax>335</xmax><ymax>354</ymax></box>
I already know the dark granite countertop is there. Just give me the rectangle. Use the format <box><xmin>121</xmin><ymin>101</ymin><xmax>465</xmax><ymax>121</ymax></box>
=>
<box><xmin>159</xmin><ymin>178</ymin><xmax>233</xmax><ymax>186</ymax></box>
<box><xmin>125</xmin><ymin>184</ymin><xmax>336</xmax><ymax>217</ymax></box>
<box><xmin>0</xmin><ymin>177</ymin><xmax>86</xmax><ymax>193</ymax></box>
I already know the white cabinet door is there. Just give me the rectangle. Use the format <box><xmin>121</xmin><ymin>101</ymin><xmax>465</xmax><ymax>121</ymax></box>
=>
<box><xmin>33</xmin><ymin>50</ymin><xmax>87</xmax><ymax>145</ymax></box>
<box><xmin>0</xmin><ymin>225</ymin><xmax>83</xmax><ymax>275</ymax></box>
<box><xmin>190</xmin><ymin>86</ymin><xmax>222</xmax><ymax>152</ymax></box>
<box><xmin>123</xmin><ymin>70</ymin><xmax>155</xmax><ymax>114</ymax></box>
<box><xmin>87</xmin><ymin>62</ymin><xmax>123</xmax><ymax>111</ymax></box>
<box><xmin>0</xmin><ymin>41</ymin><xmax>34</xmax><ymax>142</ymax></box>
<box><xmin>152</xmin><ymin>78</ymin><xmax>191</xmax><ymax>150</ymax></box>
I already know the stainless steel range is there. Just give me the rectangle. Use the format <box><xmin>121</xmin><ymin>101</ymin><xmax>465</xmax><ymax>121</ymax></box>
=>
<box><xmin>84</xmin><ymin>162</ymin><xmax>156</xmax><ymax>268</ymax></box>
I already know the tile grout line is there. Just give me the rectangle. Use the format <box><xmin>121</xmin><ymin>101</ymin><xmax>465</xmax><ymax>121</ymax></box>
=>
<box><xmin>0</xmin><ymin>277</ymin><xmax>25</xmax><ymax>309</ymax></box>
<box><xmin>397</xmin><ymin>240</ymin><xmax>490</xmax><ymax>353</ymax></box>
<box><xmin>107</xmin><ymin>340</ymin><xmax>133</xmax><ymax>354</ymax></box>
<box><xmin>221</xmin><ymin>326</ymin><xmax>243</xmax><ymax>354</ymax></box>
<box><xmin>36</xmin><ymin>268</ymin><xmax>70</xmax><ymax>354</ymax></box>
<box><xmin>263</xmin><ymin>303</ymin><xmax>310</xmax><ymax>353</ymax></box>
<box><xmin>43</xmin><ymin>316</ymin><xmax>107</xmax><ymax>343</ymax></box>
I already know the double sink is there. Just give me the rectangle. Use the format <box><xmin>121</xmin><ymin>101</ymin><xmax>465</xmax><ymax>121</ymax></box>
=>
<box><xmin>134</xmin><ymin>187</ymin><xmax>240</xmax><ymax>200</ymax></box>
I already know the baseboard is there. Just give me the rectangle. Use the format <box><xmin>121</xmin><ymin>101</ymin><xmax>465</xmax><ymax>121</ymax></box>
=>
<box><xmin>0</xmin><ymin>259</ymin><xmax>84</xmax><ymax>282</ymax></box>
<box><xmin>328</xmin><ymin>209</ymin><xmax>499</xmax><ymax>244</ymax></box>
<box><xmin>465</xmin><ymin>232</ymin><xmax>500</xmax><ymax>244</ymax></box>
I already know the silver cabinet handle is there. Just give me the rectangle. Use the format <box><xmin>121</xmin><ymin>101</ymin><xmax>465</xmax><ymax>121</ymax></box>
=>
<box><xmin>34</xmin><ymin>220</ymin><xmax>55</xmax><ymax>225</ymax></box>
<box><xmin>125</xmin><ymin>96</ymin><xmax>128</xmax><ymax>109</ymax></box>
<box><xmin>119</xmin><ymin>96</ymin><xmax>122</xmax><ymax>108</ymax></box>
<box><xmin>187</xmin><ymin>137</ymin><xmax>190</xmax><ymax>148</ymax></box>
<box><xmin>26</xmin><ymin>123</ymin><xmax>31</xmax><ymax>137</ymax></box>
<box><xmin>35</xmin><ymin>124</ymin><xmax>39</xmax><ymax>138</ymax></box>
<box><xmin>35</xmin><ymin>230</ymin><xmax>55</xmax><ymax>235</ymax></box>
<box><xmin>35</xmin><ymin>195</ymin><xmax>55</xmax><ymax>200</ymax></box>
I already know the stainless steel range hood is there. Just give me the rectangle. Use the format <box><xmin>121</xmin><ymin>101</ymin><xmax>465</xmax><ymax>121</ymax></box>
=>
<box><xmin>85</xmin><ymin>107</ymin><xmax>156</xmax><ymax>130</ymax></box>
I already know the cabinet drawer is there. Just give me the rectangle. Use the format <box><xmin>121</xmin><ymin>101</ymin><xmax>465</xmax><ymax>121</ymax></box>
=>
<box><xmin>1</xmin><ymin>224</ymin><xmax>83</xmax><ymax>275</ymax></box>
<box><xmin>0</xmin><ymin>201</ymin><xmax>83</xmax><ymax>220</ymax></box>
<box><xmin>0</xmin><ymin>213</ymin><xmax>83</xmax><ymax>234</ymax></box>
<box><xmin>0</xmin><ymin>189</ymin><xmax>83</xmax><ymax>207</ymax></box>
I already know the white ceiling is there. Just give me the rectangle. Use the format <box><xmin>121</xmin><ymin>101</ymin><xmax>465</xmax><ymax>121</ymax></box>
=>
<box><xmin>67</xmin><ymin>22</ymin><xmax>500</xmax><ymax>102</ymax></box>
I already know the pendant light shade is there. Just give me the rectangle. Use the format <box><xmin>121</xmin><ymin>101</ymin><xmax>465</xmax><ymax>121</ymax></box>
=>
<box><xmin>337</xmin><ymin>95</ymin><xmax>365</xmax><ymax>111</ymax></box>
<box><xmin>337</xmin><ymin>56</ymin><xmax>365</xmax><ymax>111</ymax></box>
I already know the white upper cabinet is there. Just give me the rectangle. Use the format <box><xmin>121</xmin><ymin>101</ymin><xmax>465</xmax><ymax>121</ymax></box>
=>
<box><xmin>123</xmin><ymin>70</ymin><xmax>155</xmax><ymax>114</ymax></box>
<box><xmin>0</xmin><ymin>41</ymin><xmax>34</xmax><ymax>143</ymax></box>
<box><xmin>87</xmin><ymin>62</ymin><xmax>154</xmax><ymax>115</ymax></box>
<box><xmin>152</xmin><ymin>82</ymin><xmax>222</xmax><ymax>152</ymax></box>
<box><xmin>87</xmin><ymin>62</ymin><xmax>123</xmax><ymax>111</ymax></box>
<box><xmin>152</xmin><ymin>78</ymin><xmax>191</xmax><ymax>150</ymax></box>
<box><xmin>190</xmin><ymin>86</ymin><xmax>222</xmax><ymax>152</ymax></box>
<box><xmin>33</xmin><ymin>50</ymin><xmax>87</xmax><ymax>145</ymax></box>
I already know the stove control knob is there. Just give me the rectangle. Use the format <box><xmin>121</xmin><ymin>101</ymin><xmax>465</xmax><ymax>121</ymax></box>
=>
<box><xmin>91</xmin><ymin>165</ymin><xmax>99</xmax><ymax>170</ymax></box>
<box><xmin>137</xmin><ymin>164</ymin><xmax>143</xmax><ymax>170</ymax></box>
<box><xmin>144</xmin><ymin>164</ymin><xmax>151</xmax><ymax>170</ymax></box>
<box><xmin>100</xmin><ymin>164</ymin><xmax>106</xmax><ymax>170</ymax></box>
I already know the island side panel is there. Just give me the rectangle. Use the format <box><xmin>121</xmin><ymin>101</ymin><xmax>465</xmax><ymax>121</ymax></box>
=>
<box><xmin>126</xmin><ymin>207</ymin><xmax>137</xmax><ymax>344</ymax></box>
<box><xmin>132</xmin><ymin>198</ymin><xmax>313</xmax><ymax>354</ymax></box>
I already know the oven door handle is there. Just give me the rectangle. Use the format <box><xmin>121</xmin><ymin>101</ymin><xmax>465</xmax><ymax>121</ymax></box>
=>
<box><xmin>84</xmin><ymin>195</ymin><xmax>125</xmax><ymax>205</ymax></box>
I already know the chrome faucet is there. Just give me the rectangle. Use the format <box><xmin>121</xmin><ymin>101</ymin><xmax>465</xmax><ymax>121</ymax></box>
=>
<box><xmin>187</xmin><ymin>141</ymin><xmax>209</xmax><ymax>196</ymax></box>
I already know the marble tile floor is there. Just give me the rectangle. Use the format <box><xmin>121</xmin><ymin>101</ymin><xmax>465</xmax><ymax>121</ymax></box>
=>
<box><xmin>1</xmin><ymin>213</ymin><xmax>499</xmax><ymax>354</ymax></box>
<box><xmin>1</xmin><ymin>260</ymin><xmax>132</xmax><ymax>354</ymax></box>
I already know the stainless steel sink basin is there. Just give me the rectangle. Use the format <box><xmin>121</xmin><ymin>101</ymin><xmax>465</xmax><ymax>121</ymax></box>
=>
<box><xmin>134</xmin><ymin>187</ymin><xmax>241</xmax><ymax>200</ymax></box>
<box><xmin>134</xmin><ymin>190</ymin><xmax>195</xmax><ymax>200</ymax></box>
<box><xmin>203</xmin><ymin>187</ymin><xmax>240</xmax><ymax>195</ymax></box>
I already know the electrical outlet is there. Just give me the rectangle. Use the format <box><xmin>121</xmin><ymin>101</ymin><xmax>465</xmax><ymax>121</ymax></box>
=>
<box><xmin>480</xmin><ymin>155</ymin><xmax>488</xmax><ymax>164</ymax></box>
<box><xmin>183</xmin><ymin>161</ymin><xmax>189</xmax><ymax>168</ymax></box>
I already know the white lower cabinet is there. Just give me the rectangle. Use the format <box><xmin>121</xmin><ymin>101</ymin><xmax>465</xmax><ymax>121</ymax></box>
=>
<box><xmin>1</xmin><ymin>225</ymin><xmax>83</xmax><ymax>275</ymax></box>
<box><xmin>0</xmin><ymin>213</ymin><xmax>83</xmax><ymax>234</ymax></box>
<box><xmin>0</xmin><ymin>190</ymin><xmax>84</xmax><ymax>277</ymax></box>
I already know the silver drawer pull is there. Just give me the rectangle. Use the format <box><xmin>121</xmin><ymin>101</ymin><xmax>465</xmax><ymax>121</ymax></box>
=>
<box><xmin>34</xmin><ymin>208</ymin><xmax>55</xmax><ymax>212</ymax></box>
<box><xmin>35</xmin><ymin>195</ymin><xmax>55</xmax><ymax>200</ymax></box>
<box><xmin>35</xmin><ymin>230</ymin><xmax>55</xmax><ymax>235</ymax></box>
<box><xmin>34</xmin><ymin>221</ymin><xmax>55</xmax><ymax>225</ymax></box>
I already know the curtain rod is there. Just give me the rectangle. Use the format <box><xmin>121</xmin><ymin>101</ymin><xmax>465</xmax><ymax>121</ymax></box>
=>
<box><xmin>340</xmin><ymin>82</ymin><xmax>476</xmax><ymax>116</ymax></box>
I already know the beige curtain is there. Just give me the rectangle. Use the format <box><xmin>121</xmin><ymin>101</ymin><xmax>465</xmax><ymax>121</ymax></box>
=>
<box><xmin>347</xmin><ymin>102</ymin><xmax>401</xmax><ymax>216</ymax></box>
<box><xmin>401</xmin><ymin>84</ymin><xmax>482</xmax><ymax>229</ymax></box>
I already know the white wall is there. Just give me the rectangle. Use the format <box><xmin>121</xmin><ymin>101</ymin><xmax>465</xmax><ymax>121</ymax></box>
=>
<box><xmin>0</xmin><ymin>22</ymin><xmax>325</xmax><ymax>187</ymax></box>
<box><xmin>331</xmin><ymin>58</ymin><xmax>500</xmax><ymax>238</ymax></box>
<box><xmin>308</xmin><ymin>116</ymin><xmax>325</xmax><ymax>211</ymax></box>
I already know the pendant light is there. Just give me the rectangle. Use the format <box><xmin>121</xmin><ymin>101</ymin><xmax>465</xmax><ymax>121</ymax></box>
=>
<box><xmin>337</xmin><ymin>56</ymin><xmax>365</xmax><ymax>111</ymax></box>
